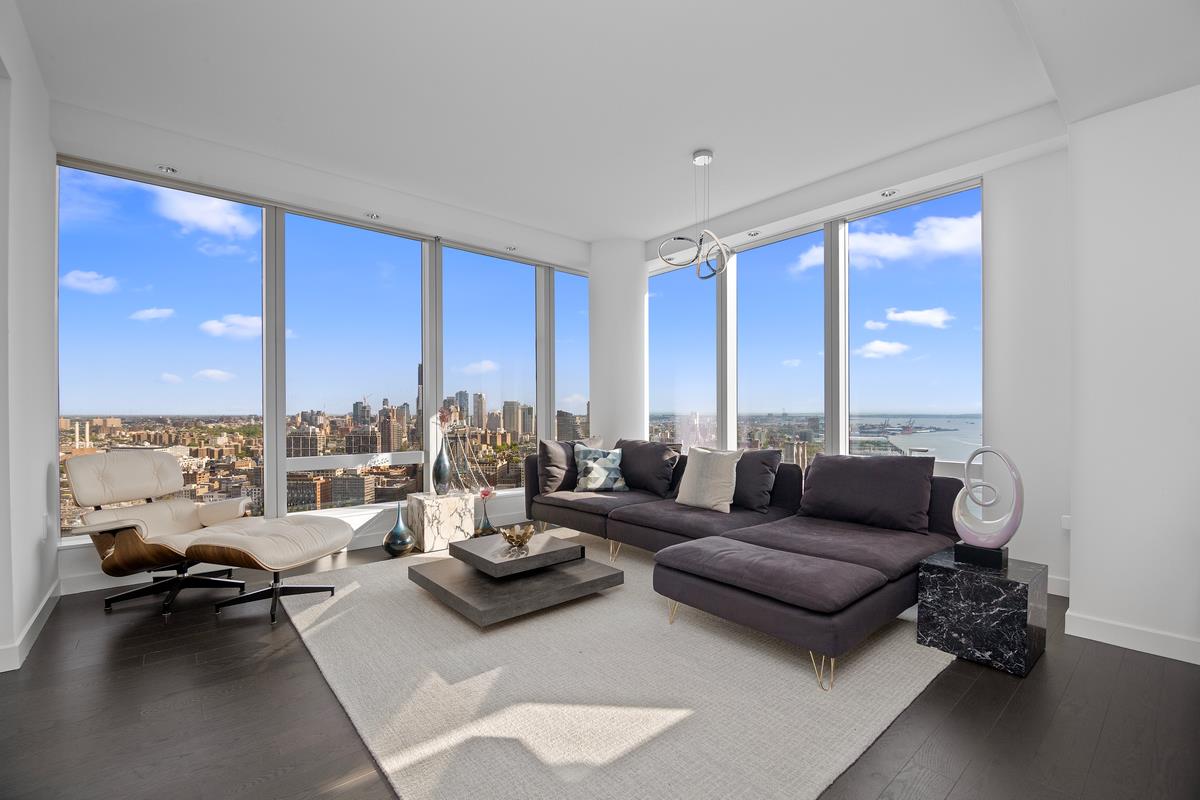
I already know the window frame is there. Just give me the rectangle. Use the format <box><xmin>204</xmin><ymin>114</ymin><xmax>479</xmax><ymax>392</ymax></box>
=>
<box><xmin>649</xmin><ymin>178</ymin><xmax>982</xmax><ymax>462</ymax></box>
<box><xmin>54</xmin><ymin>156</ymin><xmax>582</xmax><ymax>532</ymax></box>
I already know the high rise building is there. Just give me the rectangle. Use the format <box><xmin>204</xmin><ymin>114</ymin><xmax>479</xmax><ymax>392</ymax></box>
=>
<box><xmin>415</xmin><ymin>363</ymin><xmax>424</xmax><ymax>445</ymax></box>
<box><xmin>472</xmin><ymin>393</ymin><xmax>486</xmax><ymax>429</ymax></box>
<box><xmin>486</xmin><ymin>410</ymin><xmax>502</xmax><ymax>432</ymax></box>
<box><xmin>521</xmin><ymin>404</ymin><xmax>534</xmax><ymax>437</ymax></box>
<box><xmin>286</xmin><ymin>426</ymin><xmax>324</xmax><ymax>457</ymax></box>
<box><xmin>379</xmin><ymin>406</ymin><xmax>404</xmax><ymax>452</ymax></box>
<box><xmin>455</xmin><ymin>390</ymin><xmax>470</xmax><ymax>425</ymax></box>
<box><xmin>351</xmin><ymin>399</ymin><xmax>373</xmax><ymax>427</ymax></box>
<box><xmin>345</xmin><ymin>426</ymin><xmax>381</xmax><ymax>454</ymax></box>
<box><xmin>556</xmin><ymin>409</ymin><xmax>579</xmax><ymax>440</ymax></box>
<box><xmin>502</xmin><ymin>400</ymin><xmax>521</xmax><ymax>435</ymax></box>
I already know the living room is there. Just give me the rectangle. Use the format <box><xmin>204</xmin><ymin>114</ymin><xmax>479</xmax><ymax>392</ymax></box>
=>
<box><xmin>1</xmin><ymin>2</ymin><xmax>1198</xmax><ymax>798</ymax></box>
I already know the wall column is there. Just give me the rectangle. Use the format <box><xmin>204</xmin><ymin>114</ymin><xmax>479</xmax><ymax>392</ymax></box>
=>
<box><xmin>587</xmin><ymin>239</ymin><xmax>648</xmax><ymax>444</ymax></box>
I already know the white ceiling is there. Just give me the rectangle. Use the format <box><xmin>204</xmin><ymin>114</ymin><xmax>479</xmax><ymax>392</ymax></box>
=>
<box><xmin>15</xmin><ymin>1</ymin><xmax>1199</xmax><ymax>244</ymax></box>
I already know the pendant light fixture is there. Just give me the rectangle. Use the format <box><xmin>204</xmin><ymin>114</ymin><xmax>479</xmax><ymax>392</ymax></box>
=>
<box><xmin>658</xmin><ymin>149</ymin><xmax>732</xmax><ymax>280</ymax></box>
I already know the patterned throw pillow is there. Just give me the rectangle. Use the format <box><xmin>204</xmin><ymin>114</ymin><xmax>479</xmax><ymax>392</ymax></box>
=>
<box><xmin>573</xmin><ymin>447</ymin><xmax>628</xmax><ymax>492</ymax></box>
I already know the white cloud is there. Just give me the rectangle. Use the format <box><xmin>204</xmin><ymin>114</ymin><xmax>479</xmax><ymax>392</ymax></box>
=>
<box><xmin>285</xmin><ymin>328</ymin><xmax>298</xmax><ymax>339</ymax></box>
<box><xmin>58</xmin><ymin>169</ymin><xmax>129</xmax><ymax>226</ymax></box>
<box><xmin>791</xmin><ymin>244</ymin><xmax>824</xmax><ymax>273</ymax></box>
<box><xmin>196</xmin><ymin>240</ymin><xmax>247</xmax><ymax>257</ymax></box>
<box><xmin>462</xmin><ymin>360</ymin><xmax>499</xmax><ymax>375</ymax></box>
<box><xmin>781</xmin><ymin>358</ymin><xmax>803</xmax><ymax>368</ymax></box>
<box><xmin>193</xmin><ymin>369</ymin><xmax>235</xmax><ymax>382</ymax></box>
<box><xmin>148</xmin><ymin>186</ymin><xmax>260</xmax><ymax>239</ymax></box>
<box><xmin>885</xmin><ymin>307</ymin><xmax>954</xmax><ymax>329</ymax></box>
<box><xmin>160</xmin><ymin>372</ymin><xmax>183</xmax><ymax>384</ymax></box>
<box><xmin>864</xmin><ymin>320</ymin><xmax>888</xmax><ymax>330</ymax></box>
<box><xmin>848</xmin><ymin>212</ymin><xmax>980</xmax><ymax>269</ymax></box>
<box><xmin>61</xmin><ymin>270</ymin><xmax>118</xmax><ymax>294</ymax></box>
<box><xmin>559</xmin><ymin>393</ymin><xmax>588</xmax><ymax>408</ymax></box>
<box><xmin>199</xmin><ymin>314</ymin><xmax>262</xmax><ymax>339</ymax></box>
<box><xmin>129</xmin><ymin>307</ymin><xmax>175</xmax><ymax>321</ymax></box>
<box><xmin>855</xmin><ymin>340</ymin><xmax>910</xmax><ymax>359</ymax></box>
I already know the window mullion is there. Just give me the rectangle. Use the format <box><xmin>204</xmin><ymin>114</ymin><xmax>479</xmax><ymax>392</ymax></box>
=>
<box><xmin>536</xmin><ymin>267</ymin><xmax>555</xmax><ymax>442</ymax></box>
<box><xmin>716</xmin><ymin>255</ymin><xmax>737</xmax><ymax>450</ymax></box>
<box><xmin>263</xmin><ymin>206</ymin><xmax>287</xmax><ymax>517</ymax></box>
<box><xmin>824</xmin><ymin>219</ymin><xmax>848</xmax><ymax>455</ymax></box>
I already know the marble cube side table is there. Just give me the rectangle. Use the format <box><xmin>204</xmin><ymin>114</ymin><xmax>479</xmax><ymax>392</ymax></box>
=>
<box><xmin>917</xmin><ymin>548</ymin><xmax>1047</xmax><ymax>677</ymax></box>
<box><xmin>407</xmin><ymin>492</ymin><xmax>474</xmax><ymax>553</ymax></box>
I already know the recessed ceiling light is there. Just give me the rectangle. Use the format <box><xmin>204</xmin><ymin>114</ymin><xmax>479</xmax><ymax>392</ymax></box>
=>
<box><xmin>156</xmin><ymin>164</ymin><xmax>178</xmax><ymax>175</ymax></box>
<box><xmin>692</xmin><ymin>149</ymin><xmax>714</xmax><ymax>167</ymax></box>
<box><xmin>747</xmin><ymin>230</ymin><xmax>761</xmax><ymax>238</ymax></box>
<box><xmin>505</xmin><ymin>246</ymin><xmax>518</xmax><ymax>252</ymax></box>
<box><xmin>880</xmin><ymin>189</ymin><xmax>897</xmax><ymax>198</ymax></box>
<box><xmin>364</xmin><ymin>212</ymin><xmax>380</xmax><ymax>220</ymax></box>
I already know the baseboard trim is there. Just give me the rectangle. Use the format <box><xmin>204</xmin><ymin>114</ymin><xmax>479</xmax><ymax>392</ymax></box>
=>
<box><xmin>0</xmin><ymin>580</ymin><xmax>61</xmax><ymax>672</ymax></box>
<box><xmin>1048</xmin><ymin>574</ymin><xmax>1069</xmax><ymax>597</ymax></box>
<box><xmin>1065</xmin><ymin>609</ymin><xmax>1200</xmax><ymax>666</ymax></box>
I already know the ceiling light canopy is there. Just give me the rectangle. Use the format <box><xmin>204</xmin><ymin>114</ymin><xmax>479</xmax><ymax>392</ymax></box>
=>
<box><xmin>156</xmin><ymin>164</ymin><xmax>177</xmax><ymax>175</ymax></box>
<box><xmin>658</xmin><ymin>149</ymin><xmax>731</xmax><ymax>281</ymax></box>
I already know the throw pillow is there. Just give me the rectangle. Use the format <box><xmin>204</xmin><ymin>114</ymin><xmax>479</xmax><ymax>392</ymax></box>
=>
<box><xmin>799</xmin><ymin>453</ymin><xmax>934</xmax><ymax>532</ymax></box>
<box><xmin>538</xmin><ymin>439</ymin><xmax>579</xmax><ymax>495</ymax></box>
<box><xmin>574</xmin><ymin>447</ymin><xmax>628</xmax><ymax>492</ymax></box>
<box><xmin>732</xmin><ymin>449</ymin><xmax>783</xmax><ymax>512</ymax></box>
<box><xmin>615</xmin><ymin>438</ymin><xmax>679</xmax><ymax>497</ymax></box>
<box><xmin>674</xmin><ymin>447</ymin><xmax>743</xmax><ymax>513</ymax></box>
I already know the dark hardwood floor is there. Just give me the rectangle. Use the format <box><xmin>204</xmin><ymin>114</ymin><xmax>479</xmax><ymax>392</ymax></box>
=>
<box><xmin>2</xmin><ymin>549</ymin><xmax>1197</xmax><ymax>800</ymax></box>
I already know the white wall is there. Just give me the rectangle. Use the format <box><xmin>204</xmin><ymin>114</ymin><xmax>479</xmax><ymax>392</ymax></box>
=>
<box><xmin>0</xmin><ymin>0</ymin><xmax>59</xmax><ymax>671</ymax></box>
<box><xmin>981</xmin><ymin>149</ymin><xmax>1073</xmax><ymax>594</ymax></box>
<box><xmin>588</xmin><ymin>239</ymin><xmax>648</xmax><ymax>444</ymax></box>
<box><xmin>1067</xmin><ymin>83</ymin><xmax>1200</xmax><ymax>665</ymax></box>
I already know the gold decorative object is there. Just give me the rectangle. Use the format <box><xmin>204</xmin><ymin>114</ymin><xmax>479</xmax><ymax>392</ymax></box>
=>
<box><xmin>500</xmin><ymin>524</ymin><xmax>534</xmax><ymax>549</ymax></box>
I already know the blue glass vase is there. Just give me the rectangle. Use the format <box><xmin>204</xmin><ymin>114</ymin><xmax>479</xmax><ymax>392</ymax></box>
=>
<box><xmin>433</xmin><ymin>439</ymin><xmax>451</xmax><ymax>495</ymax></box>
<box><xmin>383</xmin><ymin>502</ymin><xmax>415</xmax><ymax>556</ymax></box>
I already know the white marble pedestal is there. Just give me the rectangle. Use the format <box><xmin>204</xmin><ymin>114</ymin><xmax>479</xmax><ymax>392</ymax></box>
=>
<box><xmin>407</xmin><ymin>492</ymin><xmax>473</xmax><ymax>552</ymax></box>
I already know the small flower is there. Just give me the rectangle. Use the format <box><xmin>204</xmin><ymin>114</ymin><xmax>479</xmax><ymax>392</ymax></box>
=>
<box><xmin>479</xmin><ymin>486</ymin><xmax>494</xmax><ymax>501</ymax></box>
<box><xmin>437</xmin><ymin>407</ymin><xmax>452</xmax><ymax>428</ymax></box>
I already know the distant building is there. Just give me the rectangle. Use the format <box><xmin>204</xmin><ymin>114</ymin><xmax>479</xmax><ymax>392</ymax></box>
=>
<box><xmin>352</xmin><ymin>400</ymin><xmax>373</xmax><ymax>427</ymax></box>
<box><xmin>455</xmin><ymin>390</ymin><xmax>471</xmax><ymax>425</ymax></box>
<box><xmin>345</xmin><ymin>426</ymin><xmax>381</xmax><ymax>454</ymax></box>
<box><xmin>332</xmin><ymin>473</ymin><xmax>375</xmax><ymax>507</ymax></box>
<box><xmin>556</xmin><ymin>410</ymin><xmax>579</xmax><ymax>440</ymax></box>
<box><xmin>287</xmin><ymin>475</ymin><xmax>331</xmax><ymax>510</ymax></box>
<box><xmin>472</xmin><ymin>393</ymin><xmax>486</xmax><ymax>430</ymax></box>
<box><xmin>286</xmin><ymin>426</ymin><xmax>324</xmax><ymax>457</ymax></box>
<box><xmin>502</xmin><ymin>401</ymin><xmax>522</xmax><ymax>436</ymax></box>
<box><xmin>521</xmin><ymin>405</ymin><xmax>534</xmax><ymax>437</ymax></box>
<box><xmin>486</xmin><ymin>410</ymin><xmax>502</xmax><ymax>432</ymax></box>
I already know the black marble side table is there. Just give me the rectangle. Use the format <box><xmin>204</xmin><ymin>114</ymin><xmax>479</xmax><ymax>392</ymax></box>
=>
<box><xmin>917</xmin><ymin>548</ymin><xmax>1047</xmax><ymax>677</ymax></box>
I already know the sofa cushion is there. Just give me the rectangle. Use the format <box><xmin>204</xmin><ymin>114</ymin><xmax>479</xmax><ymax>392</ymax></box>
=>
<box><xmin>538</xmin><ymin>440</ymin><xmax>578</xmax><ymax>494</ymax></box>
<box><xmin>800</xmin><ymin>453</ymin><xmax>934</xmax><ymax>532</ymax></box>
<box><xmin>615</xmin><ymin>439</ymin><xmax>679</xmax><ymax>496</ymax></box>
<box><xmin>536</xmin><ymin>489</ymin><xmax>660</xmax><ymax>515</ymax></box>
<box><xmin>675</xmin><ymin>447</ymin><xmax>742</xmax><ymax>512</ymax></box>
<box><xmin>609</xmin><ymin>498</ymin><xmax>792</xmax><ymax>539</ymax></box>
<box><xmin>929</xmin><ymin>475</ymin><xmax>964</xmax><ymax>537</ymax></box>
<box><xmin>655</xmin><ymin>537</ymin><xmax>888</xmax><ymax>614</ymax></box>
<box><xmin>574</xmin><ymin>447</ymin><xmax>628</xmax><ymax>492</ymax></box>
<box><xmin>726</xmin><ymin>516</ymin><xmax>953</xmax><ymax>581</ymax></box>
<box><xmin>733</xmin><ymin>449</ymin><xmax>782</xmax><ymax>512</ymax></box>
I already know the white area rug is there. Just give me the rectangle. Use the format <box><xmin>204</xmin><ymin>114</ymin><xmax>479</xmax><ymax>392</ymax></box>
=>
<box><xmin>283</xmin><ymin>532</ymin><xmax>952</xmax><ymax>800</ymax></box>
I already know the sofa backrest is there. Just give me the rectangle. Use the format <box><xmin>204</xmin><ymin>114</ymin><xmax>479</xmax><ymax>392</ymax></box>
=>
<box><xmin>770</xmin><ymin>463</ymin><xmax>803</xmax><ymax>512</ymax></box>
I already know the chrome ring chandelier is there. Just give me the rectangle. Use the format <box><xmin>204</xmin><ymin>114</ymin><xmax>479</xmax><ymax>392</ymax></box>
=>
<box><xmin>658</xmin><ymin>149</ymin><xmax>732</xmax><ymax>280</ymax></box>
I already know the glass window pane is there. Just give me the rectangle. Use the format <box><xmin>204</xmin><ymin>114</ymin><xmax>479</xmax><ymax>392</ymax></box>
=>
<box><xmin>283</xmin><ymin>214</ymin><xmax>423</xmax><ymax>510</ymax></box>
<box><xmin>554</xmin><ymin>272</ymin><xmax>590</xmax><ymax>440</ymax></box>
<box><xmin>737</xmin><ymin>230</ymin><xmax>824</xmax><ymax>466</ymax></box>
<box><xmin>648</xmin><ymin>267</ymin><xmax>717</xmax><ymax>452</ymax></box>
<box><xmin>848</xmin><ymin>186</ymin><xmax>982</xmax><ymax>461</ymax></box>
<box><xmin>57</xmin><ymin>167</ymin><xmax>265</xmax><ymax>531</ymax></box>
<box><xmin>442</xmin><ymin>248</ymin><xmax>537</xmax><ymax>488</ymax></box>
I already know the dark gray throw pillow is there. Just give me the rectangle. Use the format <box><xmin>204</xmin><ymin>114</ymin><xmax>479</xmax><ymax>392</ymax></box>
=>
<box><xmin>538</xmin><ymin>439</ymin><xmax>578</xmax><ymax>495</ymax></box>
<box><xmin>615</xmin><ymin>438</ymin><xmax>679</xmax><ymax>497</ymax></box>
<box><xmin>799</xmin><ymin>454</ymin><xmax>934</xmax><ymax>532</ymax></box>
<box><xmin>732</xmin><ymin>449</ymin><xmax>783</xmax><ymax>512</ymax></box>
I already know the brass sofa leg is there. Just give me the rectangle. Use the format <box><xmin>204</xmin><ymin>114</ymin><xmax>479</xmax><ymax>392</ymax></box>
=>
<box><xmin>609</xmin><ymin>541</ymin><xmax>622</xmax><ymax>563</ymax></box>
<box><xmin>809</xmin><ymin>651</ymin><xmax>835</xmax><ymax>691</ymax></box>
<box><xmin>667</xmin><ymin>599</ymin><xmax>680</xmax><ymax>624</ymax></box>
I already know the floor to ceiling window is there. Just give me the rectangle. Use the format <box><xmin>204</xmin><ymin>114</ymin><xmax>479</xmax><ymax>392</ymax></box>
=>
<box><xmin>283</xmin><ymin>213</ymin><xmax>423</xmax><ymax>511</ymax></box>
<box><xmin>737</xmin><ymin>229</ymin><xmax>825</xmax><ymax>466</ymax></box>
<box><xmin>648</xmin><ymin>266</ymin><xmax>717</xmax><ymax>452</ymax></box>
<box><xmin>554</xmin><ymin>271</ymin><xmax>590</xmax><ymax>440</ymax></box>
<box><xmin>847</xmin><ymin>186</ymin><xmax>982</xmax><ymax>460</ymax></box>
<box><xmin>441</xmin><ymin>247</ymin><xmax>538</xmax><ymax>488</ymax></box>
<box><xmin>57</xmin><ymin>166</ymin><xmax>265</xmax><ymax>531</ymax></box>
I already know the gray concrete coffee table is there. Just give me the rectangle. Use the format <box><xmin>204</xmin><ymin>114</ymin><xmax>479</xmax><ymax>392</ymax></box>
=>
<box><xmin>408</xmin><ymin>533</ymin><xmax>623</xmax><ymax>627</ymax></box>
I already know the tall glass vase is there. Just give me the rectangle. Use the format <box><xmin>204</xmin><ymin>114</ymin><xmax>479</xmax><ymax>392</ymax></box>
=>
<box><xmin>433</xmin><ymin>438</ymin><xmax>451</xmax><ymax>495</ymax></box>
<box><xmin>382</xmin><ymin>501</ymin><xmax>415</xmax><ymax>556</ymax></box>
<box><xmin>476</xmin><ymin>501</ymin><xmax>497</xmax><ymax>537</ymax></box>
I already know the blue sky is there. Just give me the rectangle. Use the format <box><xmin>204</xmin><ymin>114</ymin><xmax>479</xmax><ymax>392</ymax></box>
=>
<box><xmin>59</xmin><ymin>167</ymin><xmax>590</xmax><ymax>417</ymax></box>
<box><xmin>652</xmin><ymin>186</ymin><xmax>982</xmax><ymax>415</ymax></box>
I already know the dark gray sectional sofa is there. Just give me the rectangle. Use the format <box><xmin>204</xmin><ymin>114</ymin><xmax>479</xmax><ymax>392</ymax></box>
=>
<box><xmin>523</xmin><ymin>447</ymin><xmax>962</xmax><ymax>672</ymax></box>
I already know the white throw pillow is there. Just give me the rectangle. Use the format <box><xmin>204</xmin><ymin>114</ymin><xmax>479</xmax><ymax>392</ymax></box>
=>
<box><xmin>674</xmin><ymin>447</ymin><xmax>743</xmax><ymax>513</ymax></box>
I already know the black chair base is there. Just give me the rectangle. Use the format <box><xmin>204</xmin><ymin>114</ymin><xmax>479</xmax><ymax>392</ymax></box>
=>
<box><xmin>104</xmin><ymin>563</ymin><xmax>244</xmax><ymax>616</ymax></box>
<box><xmin>213</xmin><ymin>571</ymin><xmax>335</xmax><ymax>624</ymax></box>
